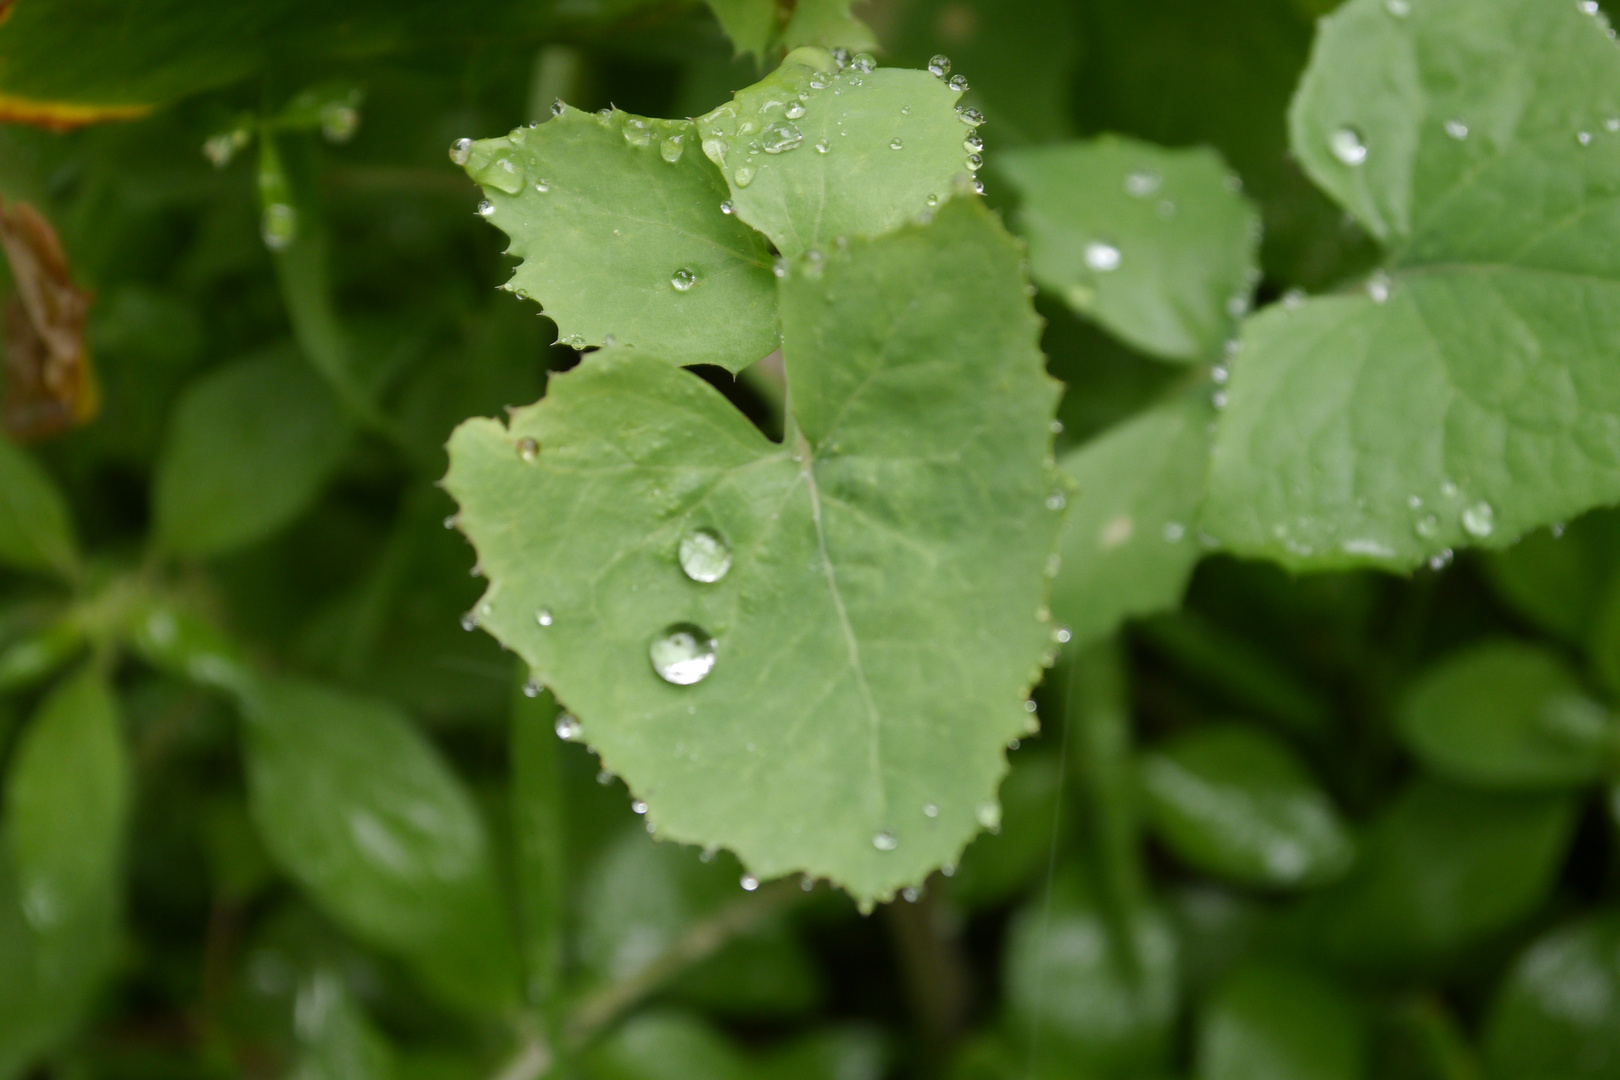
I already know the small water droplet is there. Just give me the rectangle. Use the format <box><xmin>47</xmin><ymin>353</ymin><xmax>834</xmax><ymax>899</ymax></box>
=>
<box><xmin>872</xmin><ymin>830</ymin><xmax>898</xmax><ymax>851</ymax></box>
<box><xmin>537</xmin><ymin>608</ymin><xmax>554</xmax><ymax>627</ymax></box>
<box><xmin>976</xmin><ymin>802</ymin><xmax>1001</xmax><ymax>830</ymax></box>
<box><xmin>449</xmin><ymin>137</ymin><xmax>472</xmax><ymax>165</ymax></box>
<box><xmin>956</xmin><ymin>105</ymin><xmax>986</xmax><ymax>126</ymax></box>
<box><xmin>734</xmin><ymin>166</ymin><xmax>755</xmax><ymax>187</ymax></box>
<box><xmin>889</xmin><ymin>137</ymin><xmax>904</xmax><ymax>150</ymax></box>
<box><xmin>476</xmin><ymin>200</ymin><xmax>496</xmax><ymax>217</ymax></box>
<box><xmin>517</xmin><ymin>437</ymin><xmax>539</xmax><ymax>461</ymax></box>
<box><xmin>1124</xmin><ymin>169</ymin><xmax>1161</xmax><ymax>197</ymax></box>
<box><xmin>923</xmin><ymin>802</ymin><xmax>939</xmax><ymax>818</ymax></box>
<box><xmin>1212</xmin><ymin>364</ymin><xmax>1230</xmax><ymax>384</ymax></box>
<box><xmin>740</xmin><ymin>874</ymin><xmax>759</xmax><ymax>891</ymax></box>
<box><xmin>1385</xmin><ymin>0</ymin><xmax>1410</xmax><ymax>14</ymax></box>
<box><xmin>1052</xmin><ymin>625</ymin><xmax>1072</xmax><ymax>644</ymax></box>
<box><xmin>1444</xmin><ymin>118</ymin><xmax>1469</xmax><ymax>140</ymax></box>
<box><xmin>650</xmin><ymin>623</ymin><xmax>718</xmax><ymax>685</ymax></box>
<box><xmin>1606</xmin><ymin>117</ymin><xmax>1620</xmax><ymax>133</ymax></box>
<box><xmin>928</xmin><ymin>54</ymin><xmax>951</xmax><ymax>78</ymax></box>
<box><xmin>671</xmin><ymin>267</ymin><xmax>698</xmax><ymax>291</ymax></box>
<box><xmin>535</xmin><ymin>178</ymin><xmax>550</xmax><ymax>193</ymax></box>
<box><xmin>1461</xmin><ymin>501</ymin><xmax>1495</xmax><ymax>538</ymax></box>
<box><xmin>623</xmin><ymin>118</ymin><xmax>651</xmax><ymax>147</ymax></box>
<box><xmin>762</xmin><ymin>121</ymin><xmax>804</xmax><ymax>153</ymax></box>
<box><xmin>1414</xmin><ymin>514</ymin><xmax>1440</xmax><ymax>539</ymax></box>
<box><xmin>773</xmin><ymin>258</ymin><xmax>788</xmax><ymax>278</ymax></box>
<box><xmin>815</xmin><ymin>137</ymin><xmax>831</xmax><ymax>154</ymax></box>
<box><xmin>1578</xmin><ymin>130</ymin><xmax>1594</xmax><ymax>145</ymax></box>
<box><xmin>1212</xmin><ymin>390</ymin><xmax>1229</xmax><ymax>410</ymax></box>
<box><xmin>460</xmin><ymin>612</ymin><xmax>479</xmax><ymax>632</ymax></box>
<box><xmin>631</xmin><ymin>800</ymin><xmax>648</xmax><ymax>815</ymax></box>
<box><xmin>1329</xmin><ymin>126</ymin><xmax>1368</xmax><ymax>166</ymax></box>
<box><xmin>1164</xmin><ymin>522</ymin><xmax>1187</xmax><ymax>543</ymax></box>
<box><xmin>948</xmin><ymin>74</ymin><xmax>970</xmax><ymax>93</ymax></box>
<box><xmin>261</xmin><ymin>203</ymin><xmax>298</xmax><ymax>250</ymax></box>
<box><xmin>1046</xmin><ymin>489</ymin><xmax>1067</xmax><ymax>511</ymax></box>
<box><xmin>1084</xmin><ymin>241</ymin><xmax>1122</xmax><ymax>272</ymax></box>
<box><xmin>1441</xmin><ymin>480</ymin><xmax>1460</xmax><ymax>498</ymax></box>
<box><xmin>660</xmin><ymin>135</ymin><xmax>686</xmax><ymax>162</ymax></box>
<box><xmin>443</xmin><ymin>515</ymin><xmax>458</xmax><ymax>529</ymax></box>
<box><xmin>809</xmin><ymin>71</ymin><xmax>832</xmax><ymax>90</ymax></box>
<box><xmin>719</xmin><ymin>200</ymin><xmax>734</xmax><ymax>216</ymax></box>
<box><xmin>964</xmin><ymin>133</ymin><xmax>984</xmax><ymax>154</ymax></box>
<box><xmin>1429</xmin><ymin>548</ymin><xmax>1455</xmax><ymax>570</ymax></box>
<box><xmin>785</xmin><ymin>101</ymin><xmax>806</xmax><ymax>120</ymax></box>
<box><xmin>1580</xmin><ymin>0</ymin><xmax>1600</xmax><ymax>13</ymax></box>
<box><xmin>966</xmin><ymin>153</ymin><xmax>983</xmax><ymax>170</ymax></box>
<box><xmin>1023</xmin><ymin>698</ymin><xmax>1038</xmax><ymax>713</ymax></box>
<box><xmin>1367</xmin><ymin>270</ymin><xmax>1392</xmax><ymax>303</ymax></box>
<box><xmin>678</xmin><ymin>527</ymin><xmax>732</xmax><ymax>582</ymax></box>
<box><xmin>523</xmin><ymin>679</ymin><xmax>542</xmax><ymax>698</ymax></box>
<box><xmin>596</xmin><ymin>769</ymin><xmax>614</xmax><ymax>786</ymax></box>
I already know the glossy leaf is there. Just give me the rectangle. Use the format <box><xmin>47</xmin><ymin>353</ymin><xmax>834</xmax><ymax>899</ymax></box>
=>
<box><xmin>240</xmin><ymin>676</ymin><xmax>520</xmax><ymax>1013</ymax></box>
<box><xmin>696</xmin><ymin>48</ymin><xmax>972</xmax><ymax>260</ymax></box>
<box><xmin>0</xmin><ymin>437</ymin><xmax>76</xmax><ymax>577</ymax></box>
<box><xmin>1483</xmin><ymin>911</ymin><xmax>1620</xmax><ymax>1080</ymax></box>
<box><xmin>1141</xmin><ymin>723</ymin><xmax>1355</xmax><ymax>889</ymax></box>
<box><xmin>1295</xmin><ymin>779</ymin><xmax>1577</xmax><ymax>971</ymax></box>
<box><xmin>153</xmin><ymin>349</ymin><xmax>352</xmax><ymax>558</ymax></box>
<box><xmin>1196</xmin><ymin>962</ymin><xmax>1365</xmax><ymax>1080</ymax></box>
<box><xmin>1396</xmin><ymin>640</ymin><xmax>1615</xmax><ymax>790</ymax></box>
<box><xmin>445</xmin><ymin>200</ymin><xmax>1060</xmax><ymax>905</ymax></box>
<box><xmin>463</xmin><ymin>109</ymin><xmax>778</xmax><ymax>371</ymax></box>
<box><xmin>1052</xmin><ymin>392</ymin><xmax>1213</xmax><ymax>649</ymax></box>
<box><xmin>1207</xmin><ymin>0</ymin><xmax>1620</xmax><ymax>571</ymax></box>
<box><xmin>1000</xmin><ymin>137</ymin><xmax>1260</xmax><ymax>361</ymax></box>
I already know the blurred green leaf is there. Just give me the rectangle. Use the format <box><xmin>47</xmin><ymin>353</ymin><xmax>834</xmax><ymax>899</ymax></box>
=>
<box><xmin>778</xmin><ymin>1</ymin><xmax>876</xmax><ymax>54</ymax></box>
<box><xmin>1002</xmin><ymin>869</ymin><xmax>1179</xmax><ymax>1076</ymax></box>
<box><xmin>1196</xmin><ymin>962</ymin><xmax>1365</xmax><ymax>1080</ymax></box>
<box><xmin>1397</xmin><ymin>640</ymin><xmax>1615</xmax><ymax>790</ymax></box>
<box><xmin>696</xmin><ymin>47</ymin><xmax>973</xmax><ymax>260</ymax></box>
<box><xmin>463</xmin><ymin>108</ymin><xmax>778</xmax><ymax>371</ymax></box>
<box><xmin>1206</xmin><ymin>0</ymin><xmax>1620</xmax><ymax>572</ymax></box>
<box><xmin>0</xmin><ymin>617</ymin><xmax>83</xmax><ymax>696</ymax></box>
<box><xmin>1295</xmin><ymin>780</ymin><xmax>1577</xmax><ymax>971</ymax></box>
<box><xmin>1141</xmin><ymin>723</ymin><xmax>1355</xmax><ymax>889</ymax></box>
<box><xmin>128</xmin><ymin>600</ymin><xmax>257</xmax><ymax>698</ymax></box>
<box><xmin>444</xmin><ymin>200</ymin><xmax>1060</xmax><ymax>904</ymax></box>
<box><xmin>944</xmin><ymin>748</ymin><xmax>1062</xmax><ymax>911</ymax></box>
<box><xmin>1480</xmin><ymin>511</ymin><xmax>1620</xmax><ymax>646</ymax></box>
<box><xmin>589</xmin><ymin>1011</ymin><xmax>749</xmax><ymax>1080</ymax></box>
<box><xmin>0</xmin><ymin>437</ymin><xmax>77</xmax><ymax>578</ymax></box>
<box><xmin>241</xmin><ymin>676</ymin><xmax>520</xmax><ymax>1014</ymax></box>
<box><xmin>1001</xmin><ymin>137</ymin><xmax>1259</xmax><ymax>361</ymax></box>
<box><xmin>286</xmin><ymin>970</ymin><xmax>398</xmax><ymax>1080</ymax></box>
<box><xmin>1483</xmin><ymin>911</ymin><xmax>1620</xmax><ymax>1080</ymax></box>
<box><xmin>704</xmin><ymin>0</ymin><xmax>779</xmax><ymax>60</ymax></box>
<box><xmin>1052</xmin><ymin>393</ymin><xmax>1213</xmax><ymax>650</ymax></box>
<box><xmin>153</xmin><ymin>349</ymin><xmax>353</xmax><ymax>559</ymax></box>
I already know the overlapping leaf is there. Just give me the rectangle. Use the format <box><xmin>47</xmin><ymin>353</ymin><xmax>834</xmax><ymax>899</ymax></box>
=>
<box><xmin>445</xmin><ymin>200</ymin><xmax>1060</xmax><ymax>904</ymax></box>
<box><xmin>0</xmin><ymin>438</ymin><xmax>76</xmax><ymax>578</ymax></box>
<box><xmin>1206</xmin><ymin>0</ymin><xmax>1620</xmax><ymax>570</ymax></box>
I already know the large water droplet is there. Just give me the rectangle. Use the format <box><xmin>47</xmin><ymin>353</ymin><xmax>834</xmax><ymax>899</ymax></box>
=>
<box><xmin>485</xmin><ymin>157</ymin><xmax>525</xmax><ymax>194</ymax></box>
<box><xmin>1329</xmin><ymin>126</ymin><xmax>1368</xmax><ymax>166</ymax></box>
<box><xmin>928</xmin><ymin>54</ymin><xmax>951</xmax><ymax>78</ymax></box>
<box><xmin>1461</xmin><ymin>501</ymin><xmax>1495</xmax><ymax>538</ymax></box>
<box><xmin>785</xmin><ymin>101</ymin><xmax>806</xmax><ymax>120</ymax></box>
<box><xmin>678</xmin><ymin>527</ymin><xmax>732</xmax><ymax>583</ymax></box>
<box><xmin>1084</xmin><ymin>241</ymin><xmax>1122</xmax><ymax>272</ymax></box>
<box><xmin>872</xmin><ymin>830</ymin><xmax>898</xmax><ymax>851</ymax></box>
<box><xmin>670</xmin><ymin>267</ymin><xmax>698</xmax><ymax>292</ymax></box>
<box><xmin>660</xmin><ymin>135</ymin><xmax>685</xmax><ymax>163</ymax></box>
<box><xmin>261</xmin><ymin>203</ymin><xmax>298</xmax><ymax>251</ymax></box>
<box><xmin>850</xmin><ymin>52</ymin><xmax>876</xmax><ymax>73</ymax></box>
<box><xmin>809</xmin><ymin>71</ymin><xmax>832</xmax><ymax>90</ymax></box>
<box><xmin>623</xmin><ymin>118</ymin><xmax>652</xmax><ymax>147</ymax></box>
<box><xmin>762</xmin><ymin>122</ymin><xmax>803</xmax><ymax>153</ymax></box>
<box><xmin>948</xmin><ymin>74</ymin><xmax>970</xmax><ymax>93</ymax></box>
<box><xmin>964</xmin><ymin>132</ymin><xmax>984</xmax><ymax>154</ymax></box>
<box><xmin>956</xmin><ymin>106</ymin><xmax>985</xmax><ymax>126</ymax></box>
<box><xmin>734</xmin><ymin>166</ymin><xmax>755</xmax><ymax>187</ymax></box>
<box><xmin>740</xmin><ymin>874</ymin><xmax>759</xmax><ymax>891</ymax></box>
<box><xmin>449</xmin><ymin>138</ymin><xmax>472</xmax><ymax>165</ymax></box>
<box><xmin>650</xmin><ymin>624</ymin><xmax>718</xmax><ymax>685</ymax></box>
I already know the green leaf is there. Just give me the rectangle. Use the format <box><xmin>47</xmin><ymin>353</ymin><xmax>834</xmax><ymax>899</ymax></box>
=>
<box><xmin>1002</xmin><ymin>868</ymin><xmax>1179</xmax><ymax>1075</ymax></box>
<box><xmin>1000</xmin><ymin>137</ymin><xmax>1260</xmax><ymax>361</ymax></box>
<box><xmin>463</xmin><ymin>108</ymin><xmax>778</xmax><ymax>371</ymax></box>
<box><xmin>1481</xmin><ymin>511</ymin><xmax>1620</xmax><ymax>645</ymax></box>
<box><xmin>240</xmin><ymin>676</ymin><xmax>520</xmax><ymax>1014</ymax></box>
<box><xmin>444</xmin><ymin>200</ymin><xmax>1060</xmax><ymax>904</ymax></box>
<box><xmin>286</xmin><ymin>971</ymin><xmax>398</xmax><ymax>1080</ymax></box>
<box><xmin>1396</xmin><ymin>640</ymin><xmax>1615</xmax><ymax>790</ymax></box>
<box><xmin>1051</xmin><ymin>393</ymin><xmax>1213</xmax><ymax>649</ymax></box>
<box><xmin>1196</xmin><ymin>962</ymin><xmax>1366</xmax><ymax>1080</ymax></box>
<box><xmin>1483</xmin><ymin>912</ymin><xmax>1620</xmax><ymax>1080</ymax></box>
<box><xmin>696</xmin><ymin>48</ymin><xmax>975</xmax><ymax>260</ymax></box>
<box><xmin>0</xmin><ymin>618</ymin><xmax>83</xmax><ymax>697</ymax></box>
<box><xmin>4</xmin><ymin>665</ymin><xmax>128</xmax><ymax>935</ymax></box>
<box><xmin>0</xmin><ymin>437</ymin><xmax>77</xmax><ymax>578</ymax></box>
<box><xmin>1205</xmin><ymin>0</ymin><xmax>1620</xmax><ymax>571</ymax></box>
<box><xmin>589</xmin><ymin>1011</ymin><xmax>748</xmax><ymax>1080</ymax></box>
<box><xmin>1294</xmin><ymin>779</ymin><xmax>1577</xmax><ymax>971</ymax></box>
<box><xmin>704</xmin><ymin>0</ymin><xmax>779</xmax><ymax>60</ymax></box>
<box><xmin>943</xmin><ymin>748</ymin><xmax>1062</xmax><ymax>911</ymax></box>
<box><xmin>1141</xmin><ymin>723</ymin><xmax>1356</xmax><ymax>889</ymax></box>
<box><xmin>154</xmin><ymin>349</ymin><xmax>352</xmax><ymax>558</ymax></box>
<box><xmin>778</xmin><ymin>1</ymin><xmax>876</xmax><ymax>54</ymax></box>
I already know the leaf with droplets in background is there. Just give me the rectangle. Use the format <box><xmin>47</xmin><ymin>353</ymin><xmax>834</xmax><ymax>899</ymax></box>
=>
<box><xmin>1051</xmin><ymin>392</ymin><xmax>1213</xmax><ymax>650</ymax></box>
<box><xmin>999</xmin><ymin>137</ymin><xmax>1261</xmax><ymax>362</ymax></box>
<box><xmin>444</xmin><ymin>200</ymin><xmax>1061</xmax><ymax>905</ymax></box>
<box><xmin>1205</xmin><ymin>0</ymin><xmax>1620</xmax><ymax>571</ymax></box>
<box><xmin>696</xmin><ymin>48</ymin><xmax>975</xmax><ymax>260</ymax></box>
<box><xmin>462</xmin><ymin>107</ymin><xmax>779</xmax><ymax>371</ymax></box>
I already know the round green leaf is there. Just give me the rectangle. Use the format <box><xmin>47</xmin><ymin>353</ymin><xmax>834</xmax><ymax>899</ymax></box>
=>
<box><xmin>1196</xmin><ymin>962</ymin><xmax>1366</xmax><ymax>1080</ymax></box>
<box><xmin>1141</xmin><ymin>723</ymin><xmax>1355</xmax><ymax>889</ymax></box>
<box><xmin>1483</xmin><ymin>912</ymin><xmax>1620</xmax><ymax>1080</ymax></box>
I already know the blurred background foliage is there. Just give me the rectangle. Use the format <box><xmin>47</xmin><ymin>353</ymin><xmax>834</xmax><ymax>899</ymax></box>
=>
<box><xmin>0</xmin><ymin>1</ymin><xmax>1617</xmax><ymax>1079</ymax></box>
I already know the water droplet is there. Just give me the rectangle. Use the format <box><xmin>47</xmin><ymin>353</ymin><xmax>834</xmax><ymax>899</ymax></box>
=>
<box><xmin>1084</xmin><ymin>241</ymin><xmax>1122</xmax><ymax>272</ymax></box>
<box><xmin>671</xmin><ymin>267</ymin><xmax>698</xmax><ymax>292</ymax></box>
<box><xmin>537</xmin><ymin>608</ymin><xmax>554</xmax><ymax>627</ymax></box>
<box><xmin>762</xmin><ymin>121</ymin><xmax>803</xmax><ymax>153</ymax></box>
<box><xmin>1052</xmin><ymin>626</ymin><xmax>1072</xmax><ymax>644</ymax></box>
<box><xmin>851</xmin><ymin>52</ymin><xmax>876</xmax><ymax>73</ymax></box>
<box><xmin>1329</xmin><ymin>126</ymin><xmax>1368</xmax><ymax>166</ymax></box>
<box><xmin>948</xmin><ymin>74</ymin><xmax>970</xmax><ymax>93</ymax></box>
<box><xmin>815</xmin><ymin>137</ymin><xmax>831</xmax><ymax>154</ymax></box>
<box><xmin>517</xmin><ymin>437</ymin><xmax>539</xmax><ymax>461</ymax></box>
<box><xmin>1578</xmin><ymin>130</ymin><xmax>1594</xmax><ymax>146</ymax></box>
<box><xmin>443</xmin><ymin>515</ymin><xmax>458</xmax><ymax>530</ymax></box>
<box><xmin>975</xmin><ymin>801</ymin><xmax>1001</xmax><ymax>830</ymax></box>
<box><xmin>1414</xmin><ymin>514</ymin><xmax>1440</xmax><ymax>539</ymax></box>
<box><xmin>719</xmin><ymin>200</ymin><xmax>734</xmax><ymax>215</ymax></box>
<box><xmin>1367</xmin><ymin>270</ymin><xmax>1392</xmax><ymax>303</ymax></box>
<box><xmin>1164</xmin><ymin>522</ymin><xmax>1187</xmax><ymax>543</ymax></box>
<box><xmin>902</xmin><ymin>886</ymin><xmax>922</xmax><ymax>902</ymax></box>
<box><xmin>785</xmin><ymin>101</ymin><xmax>806</xmax><ymax>120</ymax></box>
<box><xmin>449</xmin><ymin>137</ymin><xmax>472</xmax><ymax>165</ymax></box>
<box><xmin>809</xmin><ymin>71</ymin><xmax>832</xmax><ymax>90</ymax></box>
<box><xmin>261</xmin><ymin>203</ymin><xmax>298</xmax><ymax>251</ymax></box>
<box><xmin>872</xmin><ymin>830</ymin><xmax>898</xmax><ymax>851</ymax></box>
<box><xmin>523</xmin><ymin>679</ymin><xmax>542</xmax><ymax>698</ymax></box>
<box><xmin>773</xmin><ymin>258</ymin><xmax>788</xmax><ymax>278</ymax></box>
<box><xmin>460</xmin><ymin>611</ymin><xmax>479</xmax><ymax>632</ymax></box>
<box><xmin>1124</xmin><ymin>169</ymin><xmax>1162</xmax><ymax>197</ymax></box>
<box><xmin>1046</xmin><ymin>489</ymin><xmax>1067</xmax><ymax>511</ymax></box>
<box><xmin>1212</xmin><ymin>390</ymin><xmax>1229</xmax><ymax>410</ymax></box>
<box><xmin>1444</xmin><ymin>118</ymin><xmax>1469</xmax><ymax>140</ymax></box>
<box><xmin>476</xmin><ymin>200</ymin><xmax>496</xmax><ymax>217</ymax></box>
<box><xmin>923</xmin><ymin>802</ymin><xmax>939</xmax><ymax>818</ymax></box>
<box><xmin>631</xmin><ymin>800</ymin><xmax>648</xmax><ymax>815</ymax></box>
<box><xmin>1606</xmin><ymin>117</ymin><xmax>1620</xmax><ymax>133</ymax></box>
<box><xmin>928</xmin><ymin>54</ymin><xmax>951</xmax><ymax>78</ymax></box>
<box><xmin>660</xmin><ymin>135</ymin><xmax>685</xmax><ymax>163</ymax></box>
<box><xmin>1385</xmin><ymin>0</ymin><xmax>1410</xmax><ymax>15</ymax></box>
<box><xmin>1461</xmin><ymin>501</ymin><xmax>1495</xmax><ymax>538</ymax></box>
<box><xmin>734</xmin><ymin>166</ymin><xmax>755</xmax><ymax>187</ymax></box>
<box><xmin>650</xmin><ymin>623</ymin><xmax>718</xmax><ymax>685</ymax></box>
<box><xmin>678</xmin><ymin>527</ymin><xmax>732</xmax><ymax>582</ymax></box>
<box><xmin>1429</xmin><ymin>548</ymin><xmax>1455</xmax><ymax>570</ymax></box>
<box><xmin>1441</xmin><ymin>480</ymin><xmax>1460</xmax><ymax>498</ymax></box>
<box><xmin>889</xmin><ymin>137</ymin><xmax>904</xmax><ymax>150</ymax></box>
<box><xmin>740</xmin><ymin>874</ymin><xmax>759</xmax><ymax>891</ymax></box>
<box><xmin>1553</xmin><ymin>522</ymin><xmax>1568</xmax><ymax>538</ymax></box>
<box><xmin>535</xmin><ymin>178</ymin><xmax>550</xmax><ymax>193</ymax></box>
<box><xmin>1023</xmin><ymin>698</ymin><xmax>1038</xmax><ymax>713</ymax></box>
<box><xmin>966</xmin><ymin>153</ymin><xmax>983</xmax><ymax>170</ymax></box>
<box><xmin>596</xmin><ymin>769</ymin><xmax>614</xmax><ymax>785</ymax></box>
<box><xmin>623</xmin><ymin>118</ymin><xmax>651</xmax><ymax>147</ymax></box>
<box><xmin>956</xmin><ymin>106</ymin><xmax>986</xmax><ymax>126</ymax></box>
<box><xmin>925</xmin><ymin>193</ymin><xmax>939</xmax><ymax>207</ymax></box>
<box><xmin>1580</xmin><ymin>0</ymin><xmax>1600</xmax><ymax>13</ymax></box>
<box><xmin>1212</xmin><ymin>364</ymin><xmax>1230</xmax><ymax>384</ymax></box>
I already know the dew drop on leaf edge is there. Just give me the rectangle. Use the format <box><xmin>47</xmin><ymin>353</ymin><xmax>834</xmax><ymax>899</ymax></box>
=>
<box><xmin>650</xmin><ymin>623</ymin><xmax>718</xmax><ymax>685</ymax></box>
<box><xmin>1462</xmin><ymin>501</ymin><xmax>1495</xmax><ymax>538</ymax></box>
<box><xmin>554</xmin><ymin>713</ymin><xmax>582</xmax><ymax>741</ymax></box>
